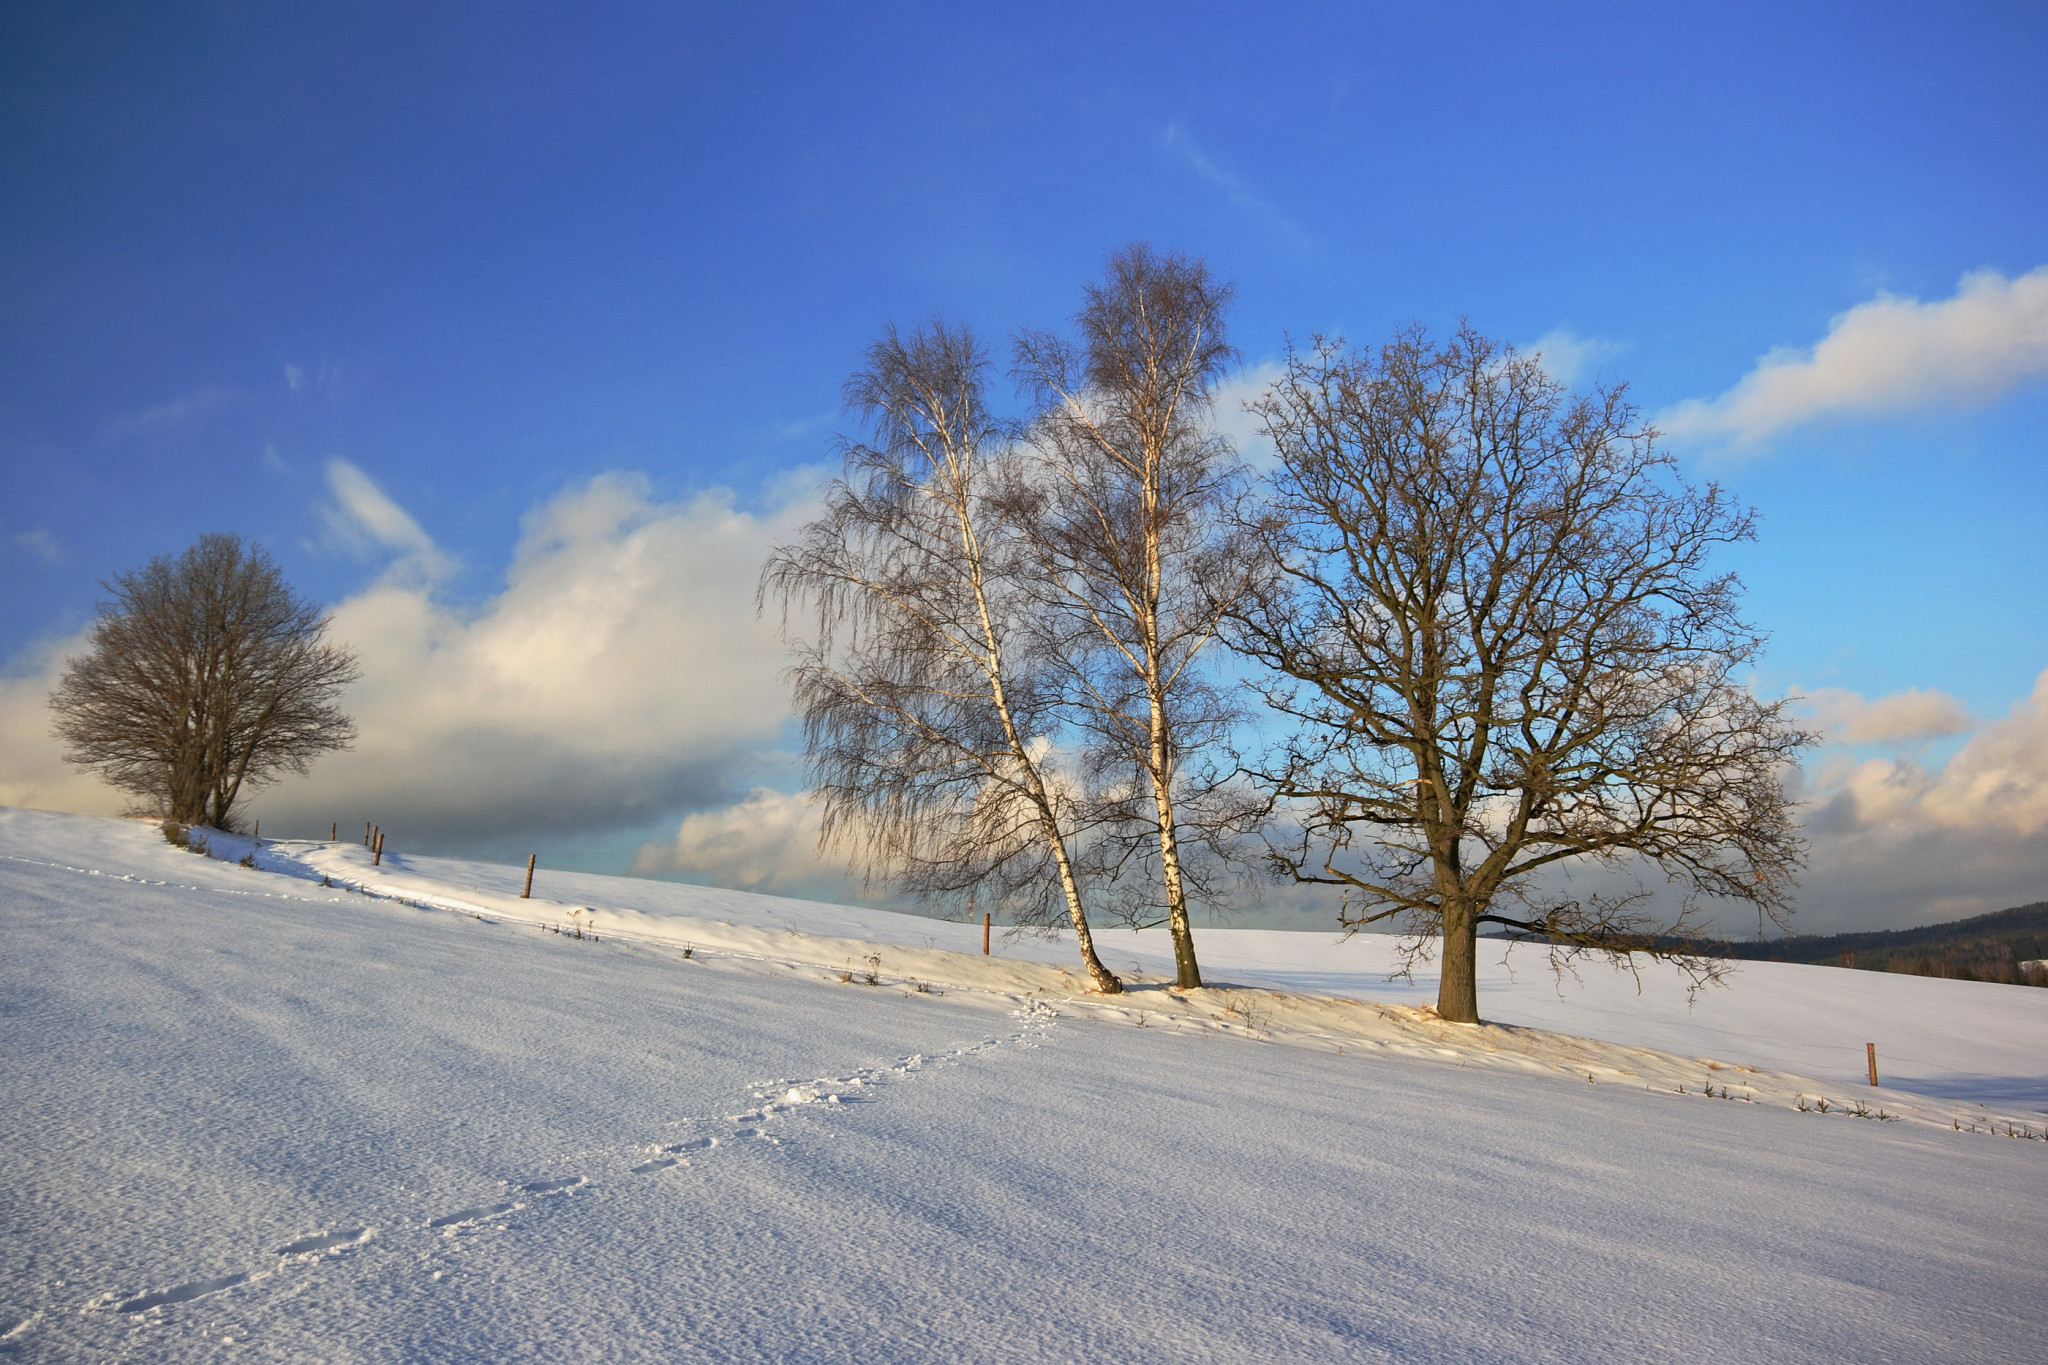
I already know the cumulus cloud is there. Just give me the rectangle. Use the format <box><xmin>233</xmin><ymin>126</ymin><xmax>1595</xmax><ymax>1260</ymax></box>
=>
<box><xmin>1792</xmin><ymin>686</ymin><xmax>1973</xmax><ymax>745</ymax></box>
<box><xmin>0</xmin><ymin>465</ymin><xmax>820</xmax><ymax>846</ymax></box>
<box><xmin>1805</xmin><ymin>674</ymin><xmax>2048</xmax><ymax>839</ymax></box>
<box><xmin>249</xmin><ymin>470</ymin><xmax>814</xmax><ymax>842</ymax></box>
<box><xmin>0</xmin><ymin>631</ymin><xmax>131</xmax><ymax>817</ymax></box>
<box><xmin>1525</xmin><ymin>329</ymin><xmax>1624</xmax><ymax>386</ymax></box>
<box><xmin>1785</xmin><ymin>669</ymin><xmax>2048</xmax><ymax>932</ymax></box>
<box><xmin>1661</xmin><ymin>266</ymin><xmax>2048</xmax><ymax>446</ymax></box>
<box><xmin>631</xmin><ymin>787</ymin><xmax>863</xmax><ymax>901</ymax></box>
<box><xmin>1207</xmin><ymin>361</ymin><xmax>1284</xmax><ymax>468</ymax></box>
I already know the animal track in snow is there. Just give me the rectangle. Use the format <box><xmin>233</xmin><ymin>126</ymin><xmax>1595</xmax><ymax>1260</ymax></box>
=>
<box><xmin>426</xmin><ymin>1202</ymin><xmax>520</xmax><ymax>1230</ymax></box>
<box><xmin>274</xmin><ymin>1228</ymin><xmax>371</xmax><ymax>1256</ymax></box>
<box><xmin>64</xmin><ymin>1009</ymin><xmax>1060</xmax><ymax>1341</ymax></box>
<box><xmin>116</xmin><ymin>1273</ymin><xmax>251</xmax><ymax>1314</ymax></box>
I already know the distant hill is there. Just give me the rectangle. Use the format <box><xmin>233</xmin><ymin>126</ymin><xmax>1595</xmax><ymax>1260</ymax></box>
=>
<box><xmin>1705</xmin><ymin>901</ymin><xmax>2048</xmax><ymax>987</ymax></box>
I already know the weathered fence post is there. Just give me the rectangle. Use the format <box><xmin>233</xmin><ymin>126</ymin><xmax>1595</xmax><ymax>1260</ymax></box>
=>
<box><xmin>1867</xmin><ymin>1043</ymin><xmax>1879</xmax><ymax>1087</ymax></box>
<box><xmin>523</xmin><ymin>853</ymin><xmax>536</xmax><ymax>899</ymax></box>
<box><xmin>983</xmin><ymin>912</ymin><xmax>991</xmax><ymax>956</ymax></box>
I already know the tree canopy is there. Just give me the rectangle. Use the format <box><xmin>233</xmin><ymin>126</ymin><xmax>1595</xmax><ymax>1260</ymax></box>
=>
<box><xmin>50</xmin><ymin>533</ymin><xmax>359</xmax><ymax>829</ymax></box>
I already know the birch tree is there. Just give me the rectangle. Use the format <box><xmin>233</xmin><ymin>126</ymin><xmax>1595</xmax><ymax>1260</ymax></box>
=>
<box><xmin>50</xmin><ymin>533</ymin><xmax>358</xmax><ymax>829</ymax></box>
<box><xmin>1013</xmin><ymin>244</ymin><xmax>1263</xmax><ymax>989</ymax></box>
<box><xmin>1231</xmin><ymin>328</ymin><xmax>1813</xmax><ymax>1024</ymax></box>
<box><xmin>766</xmin><ymin>319</ymin><xmax>1123</xmax><ymax>993</ymax></box>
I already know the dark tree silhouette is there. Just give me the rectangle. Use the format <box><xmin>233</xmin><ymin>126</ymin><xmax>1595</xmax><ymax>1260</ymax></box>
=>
<box><xmin>1232</xmin><ymin>328</ymin><xmax>1813</xmax><ymax>1023</ymax></box>
<box><xmin>50</xmin><ymin>533</ymin><xmax>359</xmax><ymax>830</ymax></box>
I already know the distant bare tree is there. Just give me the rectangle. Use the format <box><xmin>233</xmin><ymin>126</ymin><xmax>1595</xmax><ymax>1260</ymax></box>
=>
<box><xmin>1013</xmin><ymin>244</ymin><xmax>1267</xmax><ymax>989</ymax></box>
<box><xmin>1232</xmin><ymin>328</ymin><xmax>1813</xmax><ymax>1024</ymax></box>
<box><xmin>50</xmin><ymin>533</ymin><xmax>359</xmax><ymax>829</ymax></box>
<box><xmin>765</xmin><ymin>320</ymin><xmax>1124</xmax><ymax>993</ymax></box>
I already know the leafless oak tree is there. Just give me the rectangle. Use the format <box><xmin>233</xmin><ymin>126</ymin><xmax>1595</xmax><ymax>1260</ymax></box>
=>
<box><xmin>50</xmin><ymin>533</ymin><xmax>359</xmax><ymax>830</ymax></box>
<box><xmin>765</xmin><ymin>320</ymin><xmax>1124</xmax><ymax>993</ymax></box>
<box><xmin>1231</xmin><ymin>328</ymin><xmax>1813</xmax><ymax>1024</ymax></box>
<box><xmin>1013</xmin><ymin>244</ymin><xmax>1266</xmax><ymax>989</ymax></box>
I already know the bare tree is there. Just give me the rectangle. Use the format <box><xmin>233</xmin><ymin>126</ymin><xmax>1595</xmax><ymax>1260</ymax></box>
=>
<box><xmin>50</xmin><ymin>533</ymin><xmax>359</xmax><ymax>829</ymax></box>
<box><xmin>1231</xmin><ymin>328</ymin><xmax>1813</xmax><ymax>1024</ymax></box>
<box><xmin>765</xmin><ymin>320</ymin><xmax>1124</xmax><ymax>993</ymax></box>
<box><xmin>1013</xmin><ymin>244</ymin><xmax>1265</xmax><ymax>989</ymax></box>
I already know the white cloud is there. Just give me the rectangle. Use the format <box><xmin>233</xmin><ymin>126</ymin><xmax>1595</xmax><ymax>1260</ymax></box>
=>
<box><xmin>1780</xmin><ymin>668</ymin><xmax>2048</xmax><ymax>932</ymax></box>
<box><xmin>0</xmin><ymin>469</ymin><xmax>820</xmax><ymax>844</ymax></box>
<box><xmin>0</xmin><ymin>630</ymin><xmax>132</xmax><ymax>818</ymax></box>
<box><xmin>1208</xmin><ymin>360</ymin><xmax>1283</xmax><ymax>468</ymax></box>
<box><xmin>10</xmin><ymin>529</ymin><xmax>63</xmax><ymax>563</ymax></box>
<box><xmin>1804</xmin><ymin>673</ymin><xmax>2048</xmax><ymax>839</ymax></box>
<box><xmin>1163</xmin><ymin>124</ymin><xmax>1311</xmax><ymax>251</ymax></box>
<box><xmin>102</xmin><ymin>386</ymin><xmax>247</xmax><ymax>438</ymax></box>
<box><xmin>631</xmin><ymin>787</ymin><xmax>862</xmax><ymax>901</ymax></box>
<box><xmin>316</xmin><ymin>459</ymin><xmax>457</xmax><ymax>585</ymax></box>
<box><xmin>1525</xmin><ymin>328</ymin><xmax>1623</xmax><ymax>386</ymax></box>
<box><xmin>1791</xmin><ymin>686</ymin><xmax>1973</xmax><ymax>745</ymax></box>
<box><xmin>1662</xmin><ymin>266</ymin><xmax>2048</xmax><ymax>446</ymax></box>
<box><xmin>259</xmin><ymin>472</ymin><xmax>813</xmax><ymax>841</ymax></box>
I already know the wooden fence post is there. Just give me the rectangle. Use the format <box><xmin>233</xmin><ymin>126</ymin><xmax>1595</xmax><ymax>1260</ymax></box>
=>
<box><xmin>364</xmin><ymin>822</ymin><xmax>371</xmax><ymax>846</ymax></box>
<box><xmin>373</xmin><ymin>830</ymin><xmax>383</xmax><ymax>867</ymax></box>
<box><xmin>330</xmin><ymin>822</ymin><xmax>337</xmax><ymax>842</ymax></box>
<box><xmin>1867</xmin><ymin>1043</ymin><xmax>1879</xmax><ymax>1087</ymax></box>
<box><xmin>523</xmin><ymin>854</ymin><xmax>536</xmax><ymax>899</ymax></box>
<box><xmin>253</xmin><ymin>820</ymin><xmax>259</xmax><ymax>841</ymax></box>
<box><xmin>983</xmin><ymin>912</ymin><xmax>991</xmax><ymax>956</ymax></box>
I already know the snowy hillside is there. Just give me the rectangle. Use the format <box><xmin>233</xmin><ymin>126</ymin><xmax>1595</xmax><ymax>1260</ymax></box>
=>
<box><xmin>3</xmin><ymin>807</ymin><xmax>2043</xmax><ymax>1362</ymax></box>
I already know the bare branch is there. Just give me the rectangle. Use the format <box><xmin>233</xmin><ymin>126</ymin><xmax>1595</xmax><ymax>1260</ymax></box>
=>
<box><xmin>1229</xmin><ymin>328</ymin><xmax>1815</xmax><ymax>1022</ymax></box>
<box><xmin>49</xmin><ymin>534</ymin><xmax>359</xmax><ymax>829</ymax></box>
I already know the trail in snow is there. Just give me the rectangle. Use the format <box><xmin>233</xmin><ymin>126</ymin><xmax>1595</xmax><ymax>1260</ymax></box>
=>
<box><xmin>64</xmin><ymin>985</ymin><xmax>1065</xmax><ymax>1335</ymax></box>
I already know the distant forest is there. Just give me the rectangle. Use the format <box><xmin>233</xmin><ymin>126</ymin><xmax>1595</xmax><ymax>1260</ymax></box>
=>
<box><xmin>1703</xmin><ymin>902</ymin><xmax>2048</xmax><ymax>987</ymax></box>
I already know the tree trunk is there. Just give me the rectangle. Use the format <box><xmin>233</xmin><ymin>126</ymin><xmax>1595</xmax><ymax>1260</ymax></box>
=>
<box><xmin>1148</xmin><ymin>687</ymin><xmax>1202</xmax><ymax>989</ymax></box>
<box><xmin>1154</xmin><ymin>781</ymin><xmax>1202</xmax><ymax>989</ymax></box>
<box><xmin>1051</xmin><ymin>840</ymin><xmax>1123</xmax><ymax>994</ymax></box>
<box><xmin>1437</xmin><ymin>896</ymin><xmax>1480</xmax><ymax>1023</ymax></box>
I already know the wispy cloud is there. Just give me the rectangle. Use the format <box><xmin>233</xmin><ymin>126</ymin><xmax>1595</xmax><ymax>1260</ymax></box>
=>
<box><xmin>1661</xmin><ymin>266</ymin><xmax>2048</xmax><ymax>447</ymax></box>
<box><xmin>101</xmin><ymin>386</ymin><xmax>247</xmax><ymax>439</ymax></box>
<box><xmin>284</xmin><ymin>359</ymin><xmax>347</xmax><ymax>396</ymax></box>
<box><xmin>316</xmin><ymin>459</ymin><xmax>457</xmax><ymax>585</ymax></box>
<box><xmin>1163</xmin><ymin>124</ymin><xmax>1311</xmax><ymax>252</ymax></box>
<box><xmin>9</xmin><ymin>528</ymin><xmax>63</xmax><ymax>564</ymax></box>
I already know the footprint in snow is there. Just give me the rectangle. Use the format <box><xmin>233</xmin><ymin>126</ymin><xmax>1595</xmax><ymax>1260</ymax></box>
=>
<box><xmin>426</xmin><ymin>1202</ymin><xmax>520</xmax><ymax>1230</ymax></box>
<box><xmin>274</xmin><ymin>1228</ymin><xmax>370</xmax><ymax>1256</ymax></box>
<box><xmin>519</xmin><ymin>1176</ymin><xmax>586</xmax><ymax>1195</ymax></box>
<box><xmin>116</xmin><ymin>1273</ymin><xmax>250</xmax><ymax>1314</ymax></box>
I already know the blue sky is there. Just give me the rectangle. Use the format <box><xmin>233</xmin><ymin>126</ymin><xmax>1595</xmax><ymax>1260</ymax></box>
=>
<box><xmin>3</xmin><ymin>3</ymin><xmax>2045</xmax><ymax>932</ymax></box>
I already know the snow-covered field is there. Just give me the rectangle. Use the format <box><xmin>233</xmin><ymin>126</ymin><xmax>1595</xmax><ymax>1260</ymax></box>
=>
<box><xmin>2</xmin><ymin>807</ymin><xmax>2043</xmax><ymax>1362</ymax></box>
